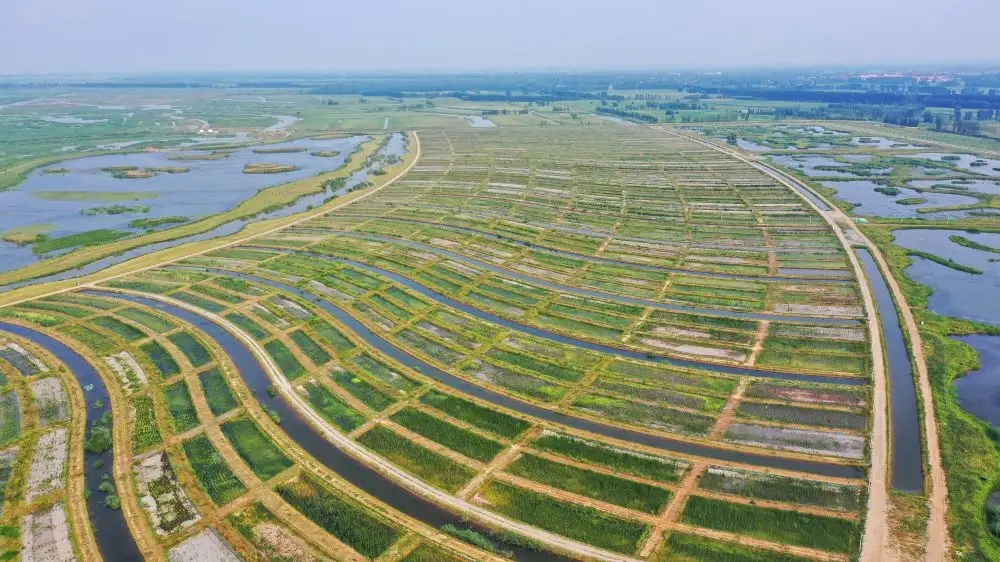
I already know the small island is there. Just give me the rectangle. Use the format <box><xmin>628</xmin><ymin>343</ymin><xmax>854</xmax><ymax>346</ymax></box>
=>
<box><xmin>252</xmin><ymin>146</ymin><xmax>307</xmax><ymax>154</ymax></box>
<box><xmin>167</xmin><ymin>150</ymin><xmax>231</xmax><ymax>161</ymax></box>
<box><xmin>42</xmin><ymin>167</ymin><xmax>70</xmax><ymax>174</ymax></box>
<box><xmin>128</xmin><ymin>216</ymin><xmax>189</xmax><ymax>229</ymax></box>
<box><xmin>895</xmin><ymin>197</ymin><xmax>927</xmax><ymax>206</ymax></box>
<box><xmin>102</xmin><ymin>166</ymin><xmax>190</xmax><ymax>179</ymax></box>
<box><xmin>1</xmin><ymin>224</ymin><xmax>54</xmax><ymax>245</ymax></box>
<box><xmin>310</xmin><ymin>150</ymin><xmax>341</xmax><ymax>158</ymax></box>
<box><xmin>243</xmin><ymin>163</ymin><xmax>301</xmax><ymax>174</ymax></box>
<box><xmin>81</xmin><ymin>205</ymin><xmax>151</xmax><ymax>216</ymax></box>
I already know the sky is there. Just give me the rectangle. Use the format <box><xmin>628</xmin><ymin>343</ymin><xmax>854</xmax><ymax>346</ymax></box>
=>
<box><xmin>3</xmin><ymin>0</ymin><xmax>1000</xmax><ymax>74</ymax></box>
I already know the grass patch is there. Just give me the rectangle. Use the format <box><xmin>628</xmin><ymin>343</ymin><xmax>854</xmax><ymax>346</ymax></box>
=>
<box><xmin>167</xmin><ymin>332</ymin><xmax>212</xmax><ymax>367</ymax></box>
<box><xmin>357</xmin><ymin>425</ymin><xmax>475</xmax><ymax>493</ymax></box>
<box><xmin>164</xmin><ymin>380</ymin><xmax>200</xmax><ymax>432</ymax></box>
<box><xmin>391</xmin><ymin>407</ymin><xmax>503</xmax><ymax>462</ymax></box>
<box><xmin>91</xmin><ymin>316</ymin><xmax>146</xmax><ymax>341</ymax></box>
<box><xmin>264</xmin><ymin>340</ymin><xmax>306</xmax><ymax>381</ymax></box>
<box><xmin>950</xmin><ymin>235</ymin><xmax>1000</xmax><ymax>254</ymax></box>
<box><xmin>221</xmin><ymin>417</ymin><xmax>293</xmax><ymax>480</ymax></box>
<box><xmin>301</xmin><ymin>381</ymin><xmax>365</xmax><ymax>431</ymax></box>
<box><xmin>182</xmin><ymin>434</ymin><xmax>247</xmax><ymax>505</ymax></box>
<box><xmin>276</xmin><ymin>474</ymin><xmax>400</xmax><ymax>558</ymax></box>
<box><xmin>420</xmin><ymin>389</ymin><xmax>530</xmax><ymax>439</ymax></box>
<box><xmin>224</xmin><ymin>312</ymin><xmax>269</xmax><ymax>340</ymax></box>
<box><xmin>507</xmin><ymin>452</ymin><xmax>671</xmax><ymax>514</ymax></box>
<box><xmin>907</xmin><ymin>249</ymin><xmax>983</xmax><ymax>275</ymax></box>
<box><xmin>130</xmin><ymin>394</ymin><xmax>162</xmax><ymax>453</ymax></box>
<box><xmin>198</xmin><ymin>368</ymin><xmax>238</xmax><ymax>416</ymax></box>
<box><xmin>32</xmin><ymin>190</ymin><xmax>159</xmax><ymax>202</ymax></box>
<box><xmin>140</xmin><ymin>340</ymin><xmax>179</xmax><ymax>377</ymax></box>
<box><xmin>477</xmin><ymin>479</ymin><xmax>650</xmax><ymax>554</ymax></box>
<box><xmin>290</xmin><ymin>330</ymin><xmax>331</xmax><ymax>366</ymax></box>
<box><xmin>118</xmin><ymin>307</ymin><xmax>175</xmax><ymax>333</ymax></box>
<box><xmin>309</xmin><ymin>319</ymin><xmax>356</xmax><ymax>354</ymax></box>
<box><xmin>32</xmin><ymin>229</ymin><xmax>132</xmax><ymax>255</ymax></box>
<box><xmin>680</xmin><ymin>496</ymin><xmax>859</xmax><ymax>554</ymax></box>
<box><xmin>656</xmin><ymin>532</ymin><xmax>813</xmax><ymax>562</ymax></box>
<box><xmin>531</xmin><ymin>432</ymin><xmax>685</xmax><ymax>483</ymax></box>
<box><xmin>331</xmin><ymin>369</ymin><xmax>396</xmax><ymax>411</ymax></box>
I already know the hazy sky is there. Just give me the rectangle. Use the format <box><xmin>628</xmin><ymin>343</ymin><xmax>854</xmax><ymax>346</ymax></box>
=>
<box><xmin>4</xmin><ymin>0</ymin><xmax>999</xmax><ymax>74</ymax></box>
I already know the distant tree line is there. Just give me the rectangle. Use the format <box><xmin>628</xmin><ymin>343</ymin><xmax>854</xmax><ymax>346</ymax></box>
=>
<box><xmin>596</xmin><ymin>106</ymin><xmax>658</xmax><ymax>123</ymax></box>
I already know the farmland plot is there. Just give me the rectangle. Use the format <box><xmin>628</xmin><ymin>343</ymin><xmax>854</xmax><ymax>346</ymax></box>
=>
<box><xmin>0</xmin><ymin>391</ymin><xmax>21</xmax><ymax>448</ymax></box>
<box><xmin>31</xmin><ymin>377</ymin><xmax>69</xmax><ymax>426</ymax></box>
<box><xmin>182</xmin><ymin>435</ymin><xmax>247</xmax><ymax>505</ymax></box>
<box><xmin>130</xmin><ymin>394</ymin><xmax>162</xmax><ymax>453</ymax></box>
<box><xmin>25</xmin><ymin>428</ymin><xmax>68</xmax><ymax>502</ymax></box>
<box><xmin>167</xmin><ymin>529</ymin><xmax>241</xmax><ymax>562</ymax></box>
<box><xmin>133</xmin><ymin>453</ymin><xmax>201</xmax><ymax>534</ymax></box>
<box><xmin>105</xmin><ymin>350</ymin><xmax>149</xmax><ymax>392</ymax></box>
<box><xmin>0</xmin><ymin>342</ymin><xmax>48</xmax><ymax>375</ymax></box>
<box><xmin>698</xmin><ymin>466</ymin><xmax>863</xmax><ymax>511</ymax></box>
<box><xmin>228</xmin><ymin>501</ymin><xmax>326</xmax><ymax>562</ymax></box>
<box><xmin>221</xmin><ymin>417</ymin><xmax>293</xmax><ymax>480</ymax></box>
<box><xmin>21</xmin><ymin>504</ymin><xmax>74</xmax><ymax>562</ymax></box>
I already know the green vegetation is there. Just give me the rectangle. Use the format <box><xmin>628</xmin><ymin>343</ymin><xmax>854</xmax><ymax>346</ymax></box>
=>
<box><xmin>478</xmin><ymin>479</ymin><xmax>650</xmax><ymax>554</ymax></box>
<box><xmin>276</xmin><ymin>474</ymin><xmax>400</xmax><ymax>558</ymax></box>
<box><xmin>118</xmin><ymin>307</ymin><xmax>175</xmax><ymax>333</ymax></box>
<box><xmin>198</xmin><ymin>368</ymin><xmax>238</xmax><ymax>416</ymax></box>
<box><xmin>224</xmin><ymin>312</ymin><xmax>269</xmax><ymax>340</ymax></box>
<box><xmin>171</xmin><ymin>291</ymin><xmax>228</xmax><ymax>313</ymax></box>
<box><xmin>183</xmin><ymin>434</ymin><xmax>247</xmax><ymax>505</ymax></box>
<box><xmin>140</xmin><ymin>340</ymin><xmax>180</xmax><ymax>376</ymax></box>
<box><xmin>357</xmin><ymin>425</ymin><xmax>475</xmax><ymax>493</ymax></box>
<box><xmin>420</xmin><ymin>389</ymin><xmax>530</xmax><ymax>439</ymax></box>
<box><xmin>91</xmin><ymin>316</ymin><xmax>146</xmax><ymax>341</ymax></box>
<box><xmin>950</xmin><ymin>235</ymin><xmax>1000</xmax><ymax>254</ymax></box>
<box><xmin>252</xmin><ymin>146</ymin><xmax>307</xmax><ymax>154</ymax></box>
<box><xmin>907</xmin><ymin>249</ymin><xmax>983</xmax><ymax>275</ymax></box>
<box><xmin>128</xmin><ymin>216</ymin><xmax>189</xmax><ymax>229</ymax></box>
<box><xmin>164</xmin><ymin>380</ymin><xmax>200</xmax><ymax>432</ymax></box>
<box><xmin>656</xmin><ymin>532</ymin><xmax>813</xmax><ymax>562</ymax></box>
<box><xmin>680</xmin><ymin>496</ymin><xmax>859</xmax><ymax>554</ymax></box>
<box><xmin>506</xmin><ymin>453</ymin><xmax>670</xmax><ymax>514</ymax></box>
<box><xmin>531</xmin><ymin>432</ymin><xmax>685</xmax><ymax>483</ymax></box>
<box><xmin>130</xmin><ymin>394</ymin><xmax>162</xmax><ymax>453</ymax></box>
<box><xmin>221</xmin><ymin>417</ymin><xmax>293</xmax><ymax>480</ymax></box>
<box><xmin>289</xmin><ymin>330</ymin><xmax>331</xmax><ymax>366</ymax></box>
<box><xmin>167</xmin><ymin>332</ymin><xmax>212</xmax><ymax>367</ymax></box>
<box><xmin>243</xmin><ymin>163</ymin><xmax>301</xmax><ymax>174</ymax></box>
<box><xmin>331</xmin><ymin>369</ymin><xmax>395</xmax><ymax>411</ymax></box>
<box><xmin>301</xmin><ymin>381</ymin><xmax>365</xmax><ymax>431</ymax></box>
<box><xmin>309</xmin><ymin>319</ymin><xmax>356</xmax><ymax>354</ymax></box>
<box><xmin>391</xmin><ymin>407</ymin><xmax>503</xmax><ymax>462</ymax></box>
<box><xmin>32</xmin><ymin>229</ymin><xmax>132</xmax><ymax>255</ymax></box>
<box><xmin>401</xmin><ymin>543</ymin><xmax>466</xmax><ymax>562</ymax></box>
<box><xmin>1</xmin><ymin>224</ymin><xmax>54</xmax><ymax>245</ymax></box>
<box><xmin>0</xmin><ymin>393</ymin><xmax>20</xmax><ymax>447</ymax></box>
<box><xmin>264</xmin><ymin>340</ymin><xmax>306</xmax><ymax>380</ymax></box>
<box><xmin>58</xmin><ymin>324</ymin><xmax>118</xmax><ymax>354</ymax></box>
<box><xmin>896</xmin><ymin>197</ymin><xmax>927</xmax><ymax>206</ymax></box>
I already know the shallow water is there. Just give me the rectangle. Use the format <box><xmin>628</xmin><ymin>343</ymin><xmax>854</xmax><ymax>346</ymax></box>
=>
<box><xmin>771</xmin><ymin>155</ymin><xmax>863</xmax><ymax>178</ymax></box>
<box><xmin>850</xmin><ymin>137</ymin><xmax>923</xmax><ymax>149</ymax></box>
<box><xmin>906</xmin><ymin>153</ymin><xmax>1000</xmax><ymax>177</ymax></box>
<box><xmin>822</xmin><ymin>180</ymin><xmax>980</xmax><ymax>218</ymax></box>
<box><xmin>0</xmin><ymin>134</ymin><xmax>404</xmax><ymax>291</ymax></box>
<box><xmin>892</xmin><ymin>229</ymin><xmax>1000</xmax><ymax>325</ymax></box>
<box><xmin>953</xmin><ymin>335</ymin><xmax>1000</xmax><ymax>425</ymax></box>
<box><xmin>0</xmin><ymin>323</ymin><xmax>142</xmax><ymax>561</ymax></box>
<box><xmin>0</xmin><ymin>135</ymin><xmax>366</xmax><ymax>271</ymax></box>
<box><xmin>735</xmin><ymin>138</ymin><xmax>772</xmax><ymax>152</ymax></box>
<box><xmin>909</xmin><ymin>178</ymin><xmax>1000</xmax><ymax>196</ymax></box>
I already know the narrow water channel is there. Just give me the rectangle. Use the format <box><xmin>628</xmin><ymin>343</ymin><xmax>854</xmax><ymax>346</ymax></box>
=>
<box><xmin>854</xmin><ymin>249</ymin><xmax>924</xmax><ymax>493</ymax></box>
<box><xmin>192</xmin><ymin>262</ymin><xmax>866</xmax><ymax>387</ymax></box>
<box><xmin>290</xmin><ymin>214</ymin><xmax>852</xmax><ymax>281</ymax></box>
<box><xmin>0</xmin><ymin>322</ymin><xmax>142</xmax><ymax>562</ymax></box>
<box><xmin>145</xmin><ymin>271</ymin><xmax>863</xmax><ymax>478</ymax></box>
<box><xmin>83</xmin><ymin>291</ymin><xmax>567</xmax><ymax>562</ymax></box>
<box><xmin>252</xmin><ymin>241</ymin><xmax>862</xmax><ymax>326</ymax></box>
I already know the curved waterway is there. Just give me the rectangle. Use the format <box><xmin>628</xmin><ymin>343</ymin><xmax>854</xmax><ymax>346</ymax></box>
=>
<box><xmin>291</xmin><ymin>214</ymin><xmax>851</xmax><ymax>278</ymax></box>
<box><xmin>208</xmin><ymin>260</ymin><xmax>864</xmax><ymax>386</ymax></box>
<box><xmin>952</xmin><ymin>335</ymin><xmax>1000</xmax><ymax>426</ymax></box>
<box><xmin>854</xmin><ymin>249</ymin><xmax>923</xmax><ymax>493</ymax></box>
<box><xmin>82</xmin><ymin>291</ymin><xmax>566</xmax><ymax>562</ymax></box>
<box><xmin>261</xmin><ymin>240</ymin><xmax>862</xmax><ymax>326</ymax></box>
<box><xmin>0</xmin><ymin>134</ymin><xmax>408</xmax><ymax>293</ymax></box>
<box><xmin>149</xmin><ymin>270</ymin><xmax>863</xmax><ymax>478</ymax></box>
<box><xmin>0</xmin><ymin>322</ymin><xmax>142</xmax><ymax>562</ymax></box>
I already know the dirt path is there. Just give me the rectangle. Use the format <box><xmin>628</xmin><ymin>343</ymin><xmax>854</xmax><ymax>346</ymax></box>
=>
<box><xmin>657</xmin><ymin>126</ymin><xmax>901</xmax><ymax>561</ymax></box>
<box><xmin>639</xmin><ymin>462</ymin><xmax>706</xmax><ymax>557</ymax></box>
<box><xmin>708</xmin><ymin>378</ymin><xmax>749</xmax><ymax>439</ymax></box>
<box><xmin>114</xmin><ymin>289</ymin><xmax>649</xmax><ymax>562</ymax></box>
